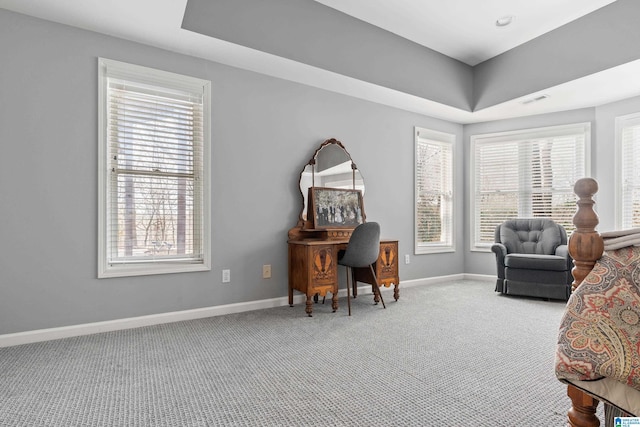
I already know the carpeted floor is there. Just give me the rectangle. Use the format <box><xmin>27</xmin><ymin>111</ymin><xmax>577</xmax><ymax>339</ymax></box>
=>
<box><xmin>0</xmin><ymin>280</ymin><xmax>599</xmax><ymax>426</ymax></box>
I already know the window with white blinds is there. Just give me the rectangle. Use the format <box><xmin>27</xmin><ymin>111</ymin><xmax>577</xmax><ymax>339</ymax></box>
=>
<box><xmin>98</xmin><ymin>58</ymin><xmax>211</xmax><ymax>278</ymax></box>
<box><xmin>617</xmin><ymin>113</ymin><xmax>640</xmax><ymax>229</ymax></box>
<box><xmin>415</xmin><ymin>127</ymin><xmax>454</xmax><ymax>254</ymax></box>
<box><xmin>470</xmin><ymin>123</ymin><xmax>589</xmax><ymax>251</ymax></box>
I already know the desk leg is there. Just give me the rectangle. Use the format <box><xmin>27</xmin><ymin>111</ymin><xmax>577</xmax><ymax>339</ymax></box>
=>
<box><xmin>288</xmin><ymin>284</ymin><xmax>293</xmax><ymax>307</ymax></box>
<box><xmin>305</xmin><ymin>294</ymin><xmax>314</xmax><ymax>317</ymax></box>
<box><xmin>394</xmin><ymin>283</ymin><xmax>399</xmax><ymax>301</ymax></box>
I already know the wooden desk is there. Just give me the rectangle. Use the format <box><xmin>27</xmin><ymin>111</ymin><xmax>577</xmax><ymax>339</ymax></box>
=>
<box><xmin>288</xmin><ymin>239</ymin><xmax>399</xmax><ymax>316</ymax></box>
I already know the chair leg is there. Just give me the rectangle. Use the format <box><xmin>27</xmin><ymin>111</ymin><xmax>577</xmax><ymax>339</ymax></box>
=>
<box><xmin>346</xmin><ymin>267</ymin><xmax>352</xmax><ymax>316</ymax></box>
<box><xmin>369</xmin><ymin>265</ymin><xmax>386</xmax><ymax>309</ymax></box>
<box><xmin>351</xmin><ymin>268</ymin><xmax>357</xmax><ymax>298</ymax></box>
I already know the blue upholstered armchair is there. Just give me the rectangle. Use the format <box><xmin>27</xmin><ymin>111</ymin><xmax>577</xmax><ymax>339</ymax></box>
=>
<box><xmin>491</xmin><ymin>218</ymin><xmax>573</xmax><ymax>301</ymax></box>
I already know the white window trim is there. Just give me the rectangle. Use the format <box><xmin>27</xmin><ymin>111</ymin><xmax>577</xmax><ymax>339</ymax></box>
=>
<box><xmin>615</xmin><ymin>112</ymin><xmax>640</xmax><ymax>229</ymax></box>
<box><xmin>98</xmin><ymin>58</ymin><xmax>211</xmax><ymax>278</ymax></box>
<box><xmin>469</xmin><ymin>122</ymin><xmax>591</xmax><ymax>252</ymax></box>
<box><xmin>414</xmin><ymin>127</ymin><xmax>456</xmax><ymax>255</ymax></box>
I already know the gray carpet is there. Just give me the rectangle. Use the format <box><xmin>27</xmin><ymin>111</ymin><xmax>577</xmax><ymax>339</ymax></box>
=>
<box><xmin>0</xmin><ymin>280</ymin><xmax>599</xmax><ymax>426</ymax></box>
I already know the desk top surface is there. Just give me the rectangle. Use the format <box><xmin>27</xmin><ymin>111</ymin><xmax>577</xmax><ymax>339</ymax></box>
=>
<box><xmin>288</xmin><ymin>238</ymin><xmax>397</xmax><ymax>246</ymax></box>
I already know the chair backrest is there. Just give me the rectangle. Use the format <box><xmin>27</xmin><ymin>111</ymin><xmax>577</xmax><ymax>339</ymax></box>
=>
<box><xmin>339</xmin><ymin>222</ymin><xmax>380</xmax><ymax>268</ymax></box>
<box><xmin>495</xmin><ymin>218</ymin><xmax>567</xmax><ymax>255</ymax></box>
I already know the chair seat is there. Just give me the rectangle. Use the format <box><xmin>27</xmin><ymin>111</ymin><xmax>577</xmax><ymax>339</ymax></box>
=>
<box><xmin>505</xmin><ymin>253</ymin><xmax>568</xmax><ymax>271</ymax></box>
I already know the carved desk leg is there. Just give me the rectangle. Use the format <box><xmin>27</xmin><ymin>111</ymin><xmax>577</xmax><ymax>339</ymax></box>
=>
<box><xmin>288</xmin><ymin>244</ymin><xmax>295</xmax><ymax>307</ymax></box>
<box><xmin>331</xmin><ymin>291</ymin><xmax>338</xmax><ymax>312</ymax></box>
<box><xmin>305</xmin><ymin>294</ymin><xmax>314</xmax><ymax>317</ymax></box>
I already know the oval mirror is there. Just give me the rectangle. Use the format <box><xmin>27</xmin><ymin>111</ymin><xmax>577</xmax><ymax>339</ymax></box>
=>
<box><xmin>298</xmin><ymin>139</ymin><xmax>365</xmax><ymax>226</ymax></box>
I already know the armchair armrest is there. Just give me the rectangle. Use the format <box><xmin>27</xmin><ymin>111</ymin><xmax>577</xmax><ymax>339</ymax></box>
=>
<box><xmin>491</xmin><ymin>243</ymin><xmax>507</xmax><ymax>279</ymax></box>
<box><xmin>491</xmin><ymin>243</ymin><xmax>507</xmax><ymax>257</ymax></box>
<box><xmin>555</xmin><ymin>244</ymin><xmax>573</xmax><ymax>271</ymax></box>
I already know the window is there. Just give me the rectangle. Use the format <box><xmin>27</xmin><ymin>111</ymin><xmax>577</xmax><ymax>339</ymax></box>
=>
<box><xmin>415</xmin><ymin>127</ymin><xmax>454</xmax><ymax>254</ymax></box>
<box><xmin>470</xmin><ymin>123</ymin><xmax>589</xmax><ymax>251</ymax></box>
<box><xmin>616</xmin><ymin>112</ymin><xmax>640</xmax><ymax>228</ymax></box>
<box><xmin>98</xmin><ymin>58</ymin><xmax>211</xmax><ymax>277</ymax></box>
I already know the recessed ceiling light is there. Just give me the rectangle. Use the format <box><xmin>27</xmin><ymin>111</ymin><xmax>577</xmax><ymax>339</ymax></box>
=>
<box><xmin>495</xmin><ymin>15</ymin><xmax>514</xmax><ymax>27</ymax></box>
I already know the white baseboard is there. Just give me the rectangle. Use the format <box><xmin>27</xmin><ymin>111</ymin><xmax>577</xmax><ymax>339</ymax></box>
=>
<box><xmin>0</xmin><ymin>294</ymin><xmax>305</xmax><ymax>348</ymax></box>
<box><xmin>463</xmin><ymin>273</ymin><xmax>495</xmax><ymax>282</ymax></box>
<box><xmin>0</xmin><ymin>274</ymin><xmax>494</xmax><ymax>348</ymax></box>
<box><xmin>398</xmin><ymin>273</ymin><xmax>493</xmax><ymax>288</ymax></box>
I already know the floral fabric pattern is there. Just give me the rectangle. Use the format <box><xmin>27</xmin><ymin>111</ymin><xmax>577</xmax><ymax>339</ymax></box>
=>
<box><xmin>555</xmin><ymin>246</ymin><xmax>640</xmax><ymax>390</ymax></box>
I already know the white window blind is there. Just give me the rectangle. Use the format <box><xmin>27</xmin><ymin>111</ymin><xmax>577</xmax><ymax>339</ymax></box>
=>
<box><xmin>471</xmin><ymin>123</ymin><xmax>589</xmax><ymax>251</ymax></box>
<box><xmin>617</xmin><ymin>113</ymin><xmax>640</xmax><ymax>228</ymax></box>
<box><xmin>415</xmin><ymin>127</ymin><xmax>454</xmax><ymax>254</ymax></box>
<box><xmin>98</xmin><ymin>58</ymin><xmax>211</xmax><ymax>278</ymax></box>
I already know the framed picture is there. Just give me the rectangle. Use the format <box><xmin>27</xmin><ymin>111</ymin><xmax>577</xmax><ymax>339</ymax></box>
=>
<box><xmin>309</xmin><ymin>187</ymin><xmax>365</xmax><ymax>229</ymax></box>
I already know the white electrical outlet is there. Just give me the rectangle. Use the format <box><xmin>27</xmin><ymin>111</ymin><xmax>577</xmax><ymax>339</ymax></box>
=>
<box><xmin>405</xmin><ymin>254</ymin><xmax>410</xmax><ymax>264</ymax></box>
<box><xmin>222</xmin><ymin>269</ymin><xmax>231</xmax><ymax>283</ymax></box>
<box><xmin>262</xmin><ymin>264</ymin><xmax>272</xmax><ymax>279</ymax></box>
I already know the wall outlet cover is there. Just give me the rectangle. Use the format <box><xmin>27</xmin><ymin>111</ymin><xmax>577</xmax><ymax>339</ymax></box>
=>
<box><xmin>262</xmin><ymin>264</ymin><xmax>272</xmax><ymax>279</ymax></box>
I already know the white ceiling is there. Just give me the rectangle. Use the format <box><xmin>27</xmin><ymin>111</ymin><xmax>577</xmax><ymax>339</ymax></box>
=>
<box><xmin>2</xmin><ymin>0</ymin><xmax>638</xmax><ymax>123</ymax></box>
<box><xmin>315</xmin><ymin>0</ymin><xmax>617</xmax><ymax>66</ymax></box>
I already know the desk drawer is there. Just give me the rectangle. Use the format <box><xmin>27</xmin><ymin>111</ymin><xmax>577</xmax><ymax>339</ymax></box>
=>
<box><xmin>378</xmin><ymin>241</ymin><xmax>399</xmax><ymax>281</ymax></box>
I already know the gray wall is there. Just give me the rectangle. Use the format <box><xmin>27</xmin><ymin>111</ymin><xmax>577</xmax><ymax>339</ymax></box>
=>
<box><xmin>0</xmin><ymin>10</ymin><xmax>463</xmax><ymax>335</ymax></box>
<box><xmin>182</xmin><ymin>0</ymin><xmax>474</xmax><ymax>111</ymax></box>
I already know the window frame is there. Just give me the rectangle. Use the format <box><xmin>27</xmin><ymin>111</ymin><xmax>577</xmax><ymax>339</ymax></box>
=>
<box><xmin>414</xmin><ymin>127</ymin><xmax>455</xmax><ymax>255</ymax></box>
<box><xmin>98</xmin><ymin>58</ymin><xmax>211</xmax><ymax>278</ymax></box>
<box><xmin>615</xmin><ymin>112</ymin><xmax>640</xmax><ymax>229</ymax></box>
<box><xmin>469</xmin><ymin>122</ymin><xmax>590</xmax><ymax>252</ymax></box>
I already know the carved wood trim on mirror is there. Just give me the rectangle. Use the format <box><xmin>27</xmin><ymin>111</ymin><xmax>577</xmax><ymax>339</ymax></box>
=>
<box><xmin>289</xmin><ymin>138</ymin><xmax>365</xmax><ymax>241</ymax></box>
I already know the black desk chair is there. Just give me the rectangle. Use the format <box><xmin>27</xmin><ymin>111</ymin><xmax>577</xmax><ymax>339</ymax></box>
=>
<box><xmin>339</xmin><ymin>222</ymin><xmax>386</xmax><ymax>316</ymax></box>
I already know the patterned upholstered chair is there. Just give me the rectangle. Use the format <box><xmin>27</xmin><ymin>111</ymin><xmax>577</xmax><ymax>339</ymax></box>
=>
<box><xmin>492</xmin><ymin>218</ymin><xmax>572</xmax><ymax>301</ymax></box>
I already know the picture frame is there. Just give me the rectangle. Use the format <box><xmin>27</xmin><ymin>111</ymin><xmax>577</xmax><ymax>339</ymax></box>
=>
<box><xmin>308</xmin><ymin>187</ymin><xmax>365</xmax><ymax>229</ymax></box>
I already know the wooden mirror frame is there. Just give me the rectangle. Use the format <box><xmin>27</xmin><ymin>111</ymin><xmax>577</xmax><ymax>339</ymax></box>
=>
<box><xmin>295</xmin><ymin>138</ymin><xmax>364</xmax><ymax>229</ymax></box>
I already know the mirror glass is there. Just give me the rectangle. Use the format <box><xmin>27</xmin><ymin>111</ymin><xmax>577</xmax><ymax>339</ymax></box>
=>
<box><xmin>298</xmin><ymin>139</ymin><xmax>365</xmax><ymax>223</ymax></box>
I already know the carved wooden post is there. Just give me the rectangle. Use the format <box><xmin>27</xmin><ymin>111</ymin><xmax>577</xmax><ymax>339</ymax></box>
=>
<box><xmin>568</xmin><ymin>178</ymin><xmax>604</xmax><ymax>292</ymax></box>
<box><xmin>567</xmin><ymin>385</ymin><xmax>601</xmax><ymax>427</ymax></box>
<box><xmin>566</xmin><ymin>177</ymin><xmax>604</xmax><ymax>427</ymax></box>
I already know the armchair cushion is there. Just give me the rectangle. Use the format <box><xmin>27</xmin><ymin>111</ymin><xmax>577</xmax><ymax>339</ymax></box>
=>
<box><xmin>505</xmin><ymin>253</ymin><xmax>569</xmax><ymax>271</ymax></box>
